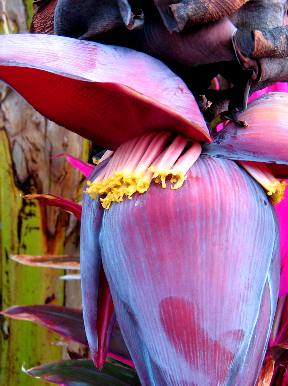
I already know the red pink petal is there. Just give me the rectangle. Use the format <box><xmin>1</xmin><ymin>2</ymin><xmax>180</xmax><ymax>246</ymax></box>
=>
<box><xmin>0</xmin><ymin>34</ymin><xmax>210</xmax><ymax>148</ymax></box>
<box><xmin>54</xmin><ymin>153</ymin><xmax>93</xmax><ymax>177</ymax></box>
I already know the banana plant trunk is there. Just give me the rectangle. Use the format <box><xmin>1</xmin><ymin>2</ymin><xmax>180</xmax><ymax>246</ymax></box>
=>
<box><xmin>0</xmin><ymin>1</ymin><xmax>86</xmax><ymax>385</ymax></box>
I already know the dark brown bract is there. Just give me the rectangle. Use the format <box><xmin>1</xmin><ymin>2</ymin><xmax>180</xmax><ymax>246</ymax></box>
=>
<box><xmin>32</xmin><ymin>0</ymin><xmax>288</xmax><ymax>120</ymax></box>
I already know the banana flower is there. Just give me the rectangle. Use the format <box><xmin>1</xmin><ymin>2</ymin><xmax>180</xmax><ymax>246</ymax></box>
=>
<box><xmin>0</xmin><ymin>34</ymin><xmax>288</xmax><ymax>385</ymax></box>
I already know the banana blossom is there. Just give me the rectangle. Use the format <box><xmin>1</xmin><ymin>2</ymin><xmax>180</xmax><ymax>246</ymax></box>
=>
<box><xmin>1</xmin><ymin>34</ymin><xmax>288</xmax><ymax>385</ymax></box>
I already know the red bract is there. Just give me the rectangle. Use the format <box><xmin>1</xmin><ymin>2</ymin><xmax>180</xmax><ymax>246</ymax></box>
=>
<box><xmin>24</xmin><ymin>193</ymin><xmax>82</xmax><ymax>220</ymax></box>
<box><xmin>0</xmin><ymin>34</ymin><xmax>210</xmax><ymax>149</ymax></box>
<box><xmin>1</xmin><ymin>34</ymin><xmax>288</xmax><ymax>385</ymax></box>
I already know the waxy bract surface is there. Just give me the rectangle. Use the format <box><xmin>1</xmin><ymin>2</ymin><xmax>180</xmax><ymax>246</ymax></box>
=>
<box><xmin>82</xmin><ymin>156</ymin><xmax>280</xmax><ymax>385</ymax></box>
<box><xmin>0</xmin><ymin>34</ymin><xmax>210</xmax><ymax>149</ymax></box>
<box><xmin>205</xmin><ymin>93</ymin><xmax>288</xmax><ymax>167</ymax></box>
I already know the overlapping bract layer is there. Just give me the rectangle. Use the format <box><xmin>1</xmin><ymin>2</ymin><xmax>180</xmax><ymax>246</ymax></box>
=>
<box><xmin>205</xmin><ymin>93</ymin><xmax>288</xmax><ymax>169</ymax></box>
<box><xmin>98</xmin><ymin>157</ymin><xmax>279</xmax><ymax>385</ymax></box>
<box><xmin>154</xmin><ymin>0</ymin><xmax>248</xmax><ymax>32</ymax></box>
